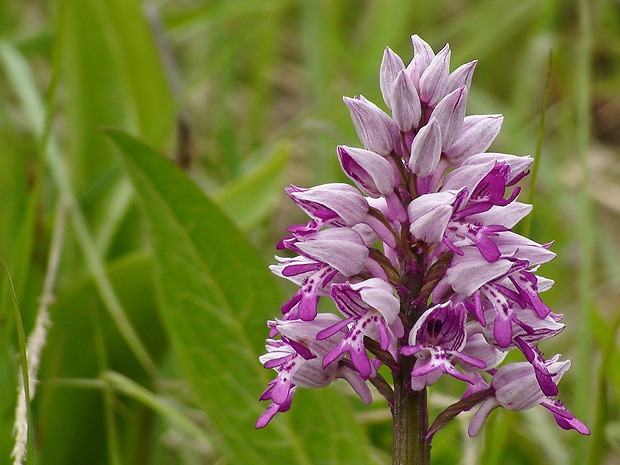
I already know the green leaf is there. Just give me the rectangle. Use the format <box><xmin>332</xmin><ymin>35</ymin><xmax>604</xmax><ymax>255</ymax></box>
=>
<box><xmin>56</xmin><ymin>0</ymin><xmax>175</xmax><ymax>191</ymax></box>
<box><xmin>108</xmin><ymin>130</ymin><xmax>376</xmax><ymax>465</ymax></box>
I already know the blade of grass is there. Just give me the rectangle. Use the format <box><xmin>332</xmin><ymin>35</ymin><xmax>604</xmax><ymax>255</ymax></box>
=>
<box><xmin>588</xmin><ymin>310</ymin><xmax>620</xmax><ymax>465</ymax></box>
<box><xmin>101</xmin><ymin>371</ymin><xmax>212</xmax><ymax>445</ymax></box>
<box><xmin>522</xmin><ymin>50</ymin><xmax>553</xmax><ymax>237</ymax></box>
<box><xmin>575</xmin><ymin>0</ymin><xmax>595</xmax><ymax>463</ymax></box>
<box><xmin>2</xmin><ymin>259</ymin><xmax>32</xmax><ymax>465</ymax></box>
<box><xmin>0</xmin><ymin>40</ymin><xmax>157</xmax><ymax>376</ymax></box>
<box><xmin>92</xmin><ymin>306</ymin><xmax>122</xmax><ymax>465</ymax></box>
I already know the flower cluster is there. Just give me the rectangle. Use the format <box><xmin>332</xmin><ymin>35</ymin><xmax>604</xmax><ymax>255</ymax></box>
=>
<box><xmin>257</xmin><ymin>35</ymin><xmax>589</xmax><ymax>437</ymax></box>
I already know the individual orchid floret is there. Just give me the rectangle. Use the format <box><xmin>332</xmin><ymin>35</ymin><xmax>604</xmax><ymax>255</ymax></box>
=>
<box><xmin>408</xmin><ymin>189</ymin><xmax>463</xmax><ymax>244</ymax></box>
<box><xmin>286</xmin><ymin>183</ymin><xmax>369</xmax><ymax>227</ymax></box>
<box><xmin>408</xmin><ymin>117</ymin><xmax>442</xmax><ymax>177</ymax></box>
<box><xmin>446</xmin><ymin>60</ymin><xmax>477</xmax><ymax>95</ymax></box>
<box><xmin>343</xmin><ymin>96</ymin><xmax>399</xmax><ymax>156</ymax></box>
<box><xmin>391</xmin><ymin>70</ymin><xmax>422</xmax><ymax>132</ymax></box>
<box><xmin>257</xmin><ymin>314</ymin><xmax>372</xmax><ymax>427</ymax></box>
<box><xmin>418</xmin><ymin>44</ymin><xmax>451</xmax><ymax>107</ymax></box>
<box><xmin>279</xmin><ymin>227</ymin><xmax>369</xmax><ymax>278</ymax></box>
<box><xmin>407</xmin><ymin>34</ymin><xmax>435</xmax><ymax>87</ymax></box>
<box><xmin>431</xmin><ymin>85</ymin><xmax>468</xmax><ymax>149</ymax></box>
<box><xmin>401</xmin><ymin>302</ymin><xmax>486</xmax><ymax>390</ymax></box>
<box><xmin>443</xmin><ymin>115</ymin><xmax>504</xmax><ymax>165</ymax></box>
<box><xmin>380</xmin><ymin>47</ymin><xmax>406</xmax><ymax>110</ymax></box>
<box><xmin>319</xmin><ymin>278</ymin><xmax>403</xmax><ymax>379</ymax></box>
<box><xmin>337</xmin><ymin>146</ymin><xmax>398</xmax><ymax>197</ymax></box>
<box><xmin>468</xmin><ymin>356</ymin><xmax>590</xmax><ymax>437</ymax></box>
<box><xmin>337</xmin><ymin>145</ymin><xmax>410</xmax><ymax>224</ymax></box>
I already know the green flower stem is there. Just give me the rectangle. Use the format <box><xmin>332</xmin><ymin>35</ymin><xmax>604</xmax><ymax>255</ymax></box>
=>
<box><xmin>392</xmin><ymin>352</ymin><xmax>430</xmax><ymax>465</ymax></box>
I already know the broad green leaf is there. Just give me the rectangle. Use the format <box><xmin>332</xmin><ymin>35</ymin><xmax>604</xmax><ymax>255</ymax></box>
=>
<box><xmin>109</xmin><ymin>130</ymin><xmax>376</xmax><ymax>465</ymax></box>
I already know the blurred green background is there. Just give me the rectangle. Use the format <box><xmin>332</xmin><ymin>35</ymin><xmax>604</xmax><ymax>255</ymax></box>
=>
<box><xmin>0</xmin><ymin>0</ymin><xmax>618</xmax><ymax>464</ymax></box>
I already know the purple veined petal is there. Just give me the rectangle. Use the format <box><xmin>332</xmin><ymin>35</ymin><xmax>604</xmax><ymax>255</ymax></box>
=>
<box><xmin>444</xmin><ymin>115</ymin><xmax>504</xmax><ymax>165</ymax></box>
<box><xmin>441</xmin><ymin>159</ymin><xmax>496</xmax><ymax>196</ymax></box>
<box><xmin>337</xmin><ymin>145</ymin><xmax>397</xmax><ymax>197</ymax></box>
<box><xmin>384</xmin><ymin>191</ymin><xmax>409</xmax><ymax>223</ymax></box>
<box><xmin>330</xmin><ymin>281</ymin><xmax>399</xmax><ymax>346</ymax></box>
<box><xmin>540</xmin><ymin>399</ymin><xmax>591</xmax><ymax>434</ymax></box>
<box><xmin>461</xmin><ymin>326</ymin><xmax>507</xmax><ymax>370</ymax></box>
<box><xmin>363</xmin><ymin>212</ymin><xmax>398</xmax><ymax>249</ymax></box>
<box><xmin>508</xmin><ymin>271</ymin><xmax>551</xmax><ymax>318</ymax></box>
<box><xmin>492</xmin><ymin>308</ymin><xmax>513</xmax><ymax>348</ymax></box>
<box><xmin>513</xmin><ymin>338</ymin><xmax>559</xmax><ymax>397</ymax></box>
<box><xmin>294</xmin><ymin>227</ymin><xmax>369</xmax><ymax>275</ymax></box>
<box><xmin>410</xmin><ymin>364</ymin><xmax>444</xmax><ymax>391</ymax></box>
<box><xmin>444</xmin><ymin>221</ymin><xmax>506</xmax><ymax>263</ymax></box>
<box><xmin>322</xmin><ymin>320</ymin><xmax>374</xmax><ymax>379</ymax></box>
<box><xmin>343</xmin><ymin>96</ymin><xmax>399</xmax><ymax>156</ymax></box>
<box><xmin>431</xmin><ymin>86</ymin><xmax>468</xmax><ymax>149</ymax></box>
<box><xmin>491</xmin><ymin>361</ymin><xmax>547</xmax><ymax>410</ymax></box>
<box><xmin>284</xmin><ymin>265</ymin><xmax>338</xmax><ymax>320</ymax></box>
<box><xmin>286</xmin><ymin>183</ymin><xmax>369</xmax><ymax>226</ymax></box>
<box><xmin>478</xmin><ymin>284</ymin><xmax>519</xmax><ymax>348</ymax></box>
<box><xmin>446</xmin><ymin>248</ymin><xmax>514</xmax><ymax>296</ymax></box>
<box><xmin>407</xmin><ymin>34</ymin><xmax>435</xmax><ymax>87</ymax></box>
<box><xmin>419</xmin><ymin>44</ymin><xmax>451</xmax><ymax>107</ymax></box>
<box><xmin>408</xmin><ymin>118</ymin><xmax>442</xmax><ymax>177</ymax></box>
<box><xmin>275</xmin><ymin>313</ymin><xmax>346</xmax><ymax>351</ymax></box>
<box><xmin>469</xmin><ymin>290</ymin><xmax>487</xmax><ymax>325</ymax></box>
<box><xmin>279</xmin><ymin>261</ymin><xmax>324</xmax><ymax>278</ymax></box>
<box><xmin>465</xmin><ymin>202</ymin><xmax>532</xmax><ymax>229</ymax></box>
<box><xmin>407</xmin><ymin>344</ymin><xmax>477</xmax><ymax>387</ymax></box>
<box><xmin>338</xmin><ymin>366</ymin><xmax>373</xmax><ymax>404</ymax></box>
<box><xmin>270</xmin><ymin>255</ymin><xmax>324</xmax><ymax>286</ymax></box>
<box><xmin>256</xmin><ymin>385</ymin><xmax>297</xmax><ymax>428</ymax></box>
<box><xmin>409</xmin><ymin>351</ymin><xmax>441</xmax><ymax>377</ymax></box>
<box><xmin>508</xmin><ymin>306</ymin><xmax>565</xmax><ymax>344</ymax></box>
<box><xmin>350</xmin><ymin>277</ymin><xmax>400</xmax><ymax>322</ymax></box>
<box><xmin>400</xmin><ymin>344</ymin><xmax>423</xmax><ymax>356</ymax></box>
<box><xmin>468</xmin><ymin>397</ymin><xmax>501</xmax><ymax>437</ymax></box>
<box><xmin>352</xmin><ymin>223</ymin><xmax>378</xmax><ymax>246</ymax></box>
<box><xmin>446</xmin><ymin>60</ymin><xmax>477</xmax><ymax>95</ymax></box>
<box><xmin>269</xmin><ymin>360</ymin><xmax>302</xmax><ymax>404</ymax></box>
<box><xmin>391</xmin><ymin>70</ymin><xmax>422</xmax><ymax>132</ymax></box>
<box><xmin>408</xmin><ymin>189</ymin><xmax>460</xmax><ymax>243</ymax></box>
<box><xmin>316</xmin><ymin>316</ymin><xmax>354</xmax><ymax>340</ymax></box>
<box><xmin>439</xmin><ymin>358</ymin><xmax>478</xmax><ymax>383</ymax></box>
<box><xmin>462</xmin><ymin>153</ymin><xmax>533</xmax><ymax>183</ymax></box>
<box><xmin>492</xmin><ymin>231</ymin><xmax>557</xmax><ymax>266</ymax></box>
<box><xmin>409</xmin><ymin>301</ymin><xmax>467</xmax><ymax>351</ymax></box>
<box><xmin>452</xmin><ymin>351</ymin><xmax>487</xmax><ymax>370</ymax></box>
<box><xmin>380</xmin><ymin>47</ymin><xmax>406</xmax><ymax>110</ymax></box>
<box><xmin>410</xmin><ymin>203</ymin><xmax>453</xmax><ymax>244</ymax></box>
<box><xmin>297</xmin><ymin>285</ymin><xmax>319</xmax><ymax>321</ymax></box>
